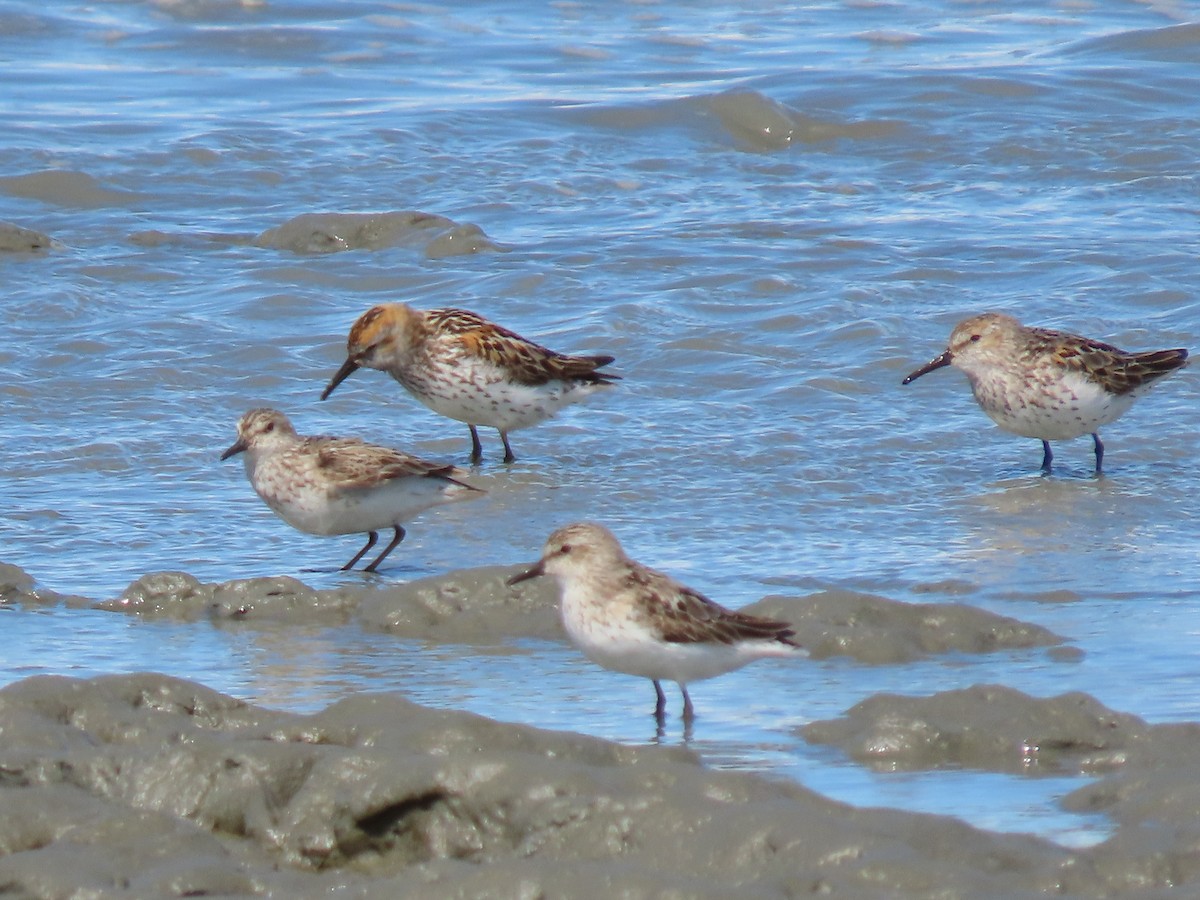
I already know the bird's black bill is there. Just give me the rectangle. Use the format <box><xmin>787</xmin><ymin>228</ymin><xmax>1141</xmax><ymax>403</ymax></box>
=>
<box><xmin>220</xmin><ymin>439</ymin><xmax>246</xmax><ymax>461</ymax></box>
<box><xmin>320</xmin><ymin>357</ymin><xmax>360</xmax><ymax>401</ymax></box>
<box><xmin>902</xmin><ymin>351</ymin><xmax>952</xmax><ymax>385</ymax></box>
<box><xmin>505</xmin><ymin>560</ymin><xmax>544</xmax><ymax>586</ymax></box>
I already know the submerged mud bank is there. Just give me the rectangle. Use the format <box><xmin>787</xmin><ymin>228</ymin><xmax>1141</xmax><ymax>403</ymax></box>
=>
<box><xmin>76</xmin><ymin>563</ymin><xmax>1067</xmax><ymax>660</ymax></box>
<box><xmin>0</xmin><ymin>219</ymin><xmax>57</xmax><ymax>252</ymax></box>
<box><xmin>2</xmin><ymin>673</ymin><xmax>1200</xmax><ymax>897</ymax></box>
<box><xmin>253</xmin><ymin>210</ymin><xmax>504</xmax><ymax>257</ymax></box>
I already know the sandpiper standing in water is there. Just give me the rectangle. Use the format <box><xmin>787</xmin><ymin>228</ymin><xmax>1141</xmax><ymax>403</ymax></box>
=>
<box><xmin>221</xmin><ymin>408</ymin><xmax>481</xmax><ymax>572</ymax></box>
<box><xmin>903</xmin><ymin>312</ymin><xmax>1188</xmax><ymax>472</ymax></box>
<box><xmin>507</xmin><ymin>522</ymin><xmax>804</xmax><ymax>724</ymax></box>
<box><xmin>321</xmin><ymin>303</ymin><xmax>619</xmax><ymax>463</ymax></box>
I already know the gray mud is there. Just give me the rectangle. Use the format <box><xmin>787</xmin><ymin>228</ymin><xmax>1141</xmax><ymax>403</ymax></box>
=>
<box><xmin>751</xmin><ymin>590</ymin><xmax>1066</xmax><ymax>663</ymax></box>
<box><xmin>0</xmin><ymin>170</ymin><xmax>142</xmax><ymax>208</ymax></box>
<box><xmin>701</xmin><ymin>89</ymin><xmax>900</xmax><ymax>151</ymax></box>
<box><xmin>803</xmin><ymin>684</ymin><xmax>1145</xmax><ymax>773</ymax></box>
<box><xmin>86</xmin><ymin>564</ymin><xmax>1068</xmax><ymax>660</ymax></box>
<box><xmin>0</xmin><ymin>220</ymin><xmax>57</xmax><ymax>252</ymax></box>
<box><xmin>252</xmin><ymin>210</ymin><xmax>504</xmax><ymax>257</ymax></box>
<box><xmin>11</xmin><ymin>563</ymin><xmax>1200</xmax><ymax>897</ymax></box>
<box><xmin>2</xmin><ymin>673</ymin><xmax>1200</xmax><ymax>898</ymax></box>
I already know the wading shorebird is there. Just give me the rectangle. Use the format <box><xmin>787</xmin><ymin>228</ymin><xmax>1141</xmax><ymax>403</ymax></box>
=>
<box><xmin>903</xmin><ymin>312</ymin><xmax>1188</xmax><ymax>472</ymax></box>
<box><xmin>507</xmin><ymin>522</ymin><xmax>804</xmax><ymax>723</ymax></box>
<box><xmin>222</xmin><ymin>408</ymin><xmax>481</xmax><ymax>572</ymax></box>
<box><xmin>321</xmin><ymin>303</ymin><xmax>619</xmax><ymax>463</ymax></box>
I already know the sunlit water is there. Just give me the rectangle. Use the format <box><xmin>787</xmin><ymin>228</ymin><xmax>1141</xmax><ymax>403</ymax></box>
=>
<box><xmin>3</xmin><ymin>0</ymin><xmax>1200</xmax><ymax>848</ymax></box>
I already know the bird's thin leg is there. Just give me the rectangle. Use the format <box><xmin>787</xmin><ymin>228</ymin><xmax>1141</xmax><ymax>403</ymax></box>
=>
<box><xmin>364</xmin><ymin>526</ymin><xmax>406</xmax><ymax>573</ymax></box>
<box><xmin>499</xmin><ymin>429</ymin><xmax>516</xmax><ymax>464</ymax></box>
<box><xmin>1092</xmin><ymin>433</ymin><xmax>1104</xmax><ymax>473</ymax></box>
<box><xmin>680</xmin><ymin>684</ymin><xmax>695</xmax><ymax>723</ymax></box>
<box><xmin>1040</xmin><ymin>440</ymin><xmax>1053</xmax><ymax>472</ymax></box>
<box><xmin>653</xmin><ymin>680</ymin><xmax>667</xmax><ymax>722</ymax></box>
<box><xmin>468</xmin><ymin>425</ymin><xmax>483</xmax><ymax>463</ymax></box>
<box><xmin>342</xmin><ymin>531</ymin><xmax>379</xmax><ymax>570</ymax></box>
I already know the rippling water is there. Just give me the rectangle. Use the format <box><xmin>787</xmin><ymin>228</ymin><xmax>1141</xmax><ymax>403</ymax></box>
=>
<box><xmin>3</xmin><ymin>0</ymin><xmax>1200</xmax><ymax>847</ymax></box>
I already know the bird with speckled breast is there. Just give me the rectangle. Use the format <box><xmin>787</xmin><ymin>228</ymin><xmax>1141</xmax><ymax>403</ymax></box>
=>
<box><xmin>903</xmin><ymin>312</ymin><xmax>1187</xmax><ymax>472</ymax></box>
<box><xmin>222</xmin><ymin>408</ymin><xmax>481</xmax><ymax>572</ymax></box>
<box><xmin>321</xmin><ymin>303</ymin><xmax>619</xmax><ymax>463</ymax></box>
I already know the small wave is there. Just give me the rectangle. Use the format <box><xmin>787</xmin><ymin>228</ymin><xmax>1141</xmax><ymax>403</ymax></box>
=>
<box><xmin>1064</xmin><ymin>21</ymin><xmax>1200</xmax><ymax>62</ymax></box>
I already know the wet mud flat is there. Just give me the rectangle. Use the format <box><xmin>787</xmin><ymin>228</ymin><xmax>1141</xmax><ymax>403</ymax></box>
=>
<box><xmin>2</xmin><ymin>563</ymin><xmax>1199</xmax><ymax>898</ymax></box>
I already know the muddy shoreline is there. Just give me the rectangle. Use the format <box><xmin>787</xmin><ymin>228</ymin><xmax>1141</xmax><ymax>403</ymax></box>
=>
<box><xmin>2</xmin><ymin>564</ymin><xmax>1197</xmax><ymax>897</ymax></box>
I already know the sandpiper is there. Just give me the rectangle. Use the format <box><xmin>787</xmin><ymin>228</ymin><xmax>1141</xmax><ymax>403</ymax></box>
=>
<box><xmin>507</xmin><ymin>522</ymin><xmax>803</xmax><ymax>723</ymax></box>
<box><xmin>321</xmin><ymin>303</ymin><xmax>619</xmax><ymax>463</ymax></box>
<box><xmin>903</xmin><ymin>312</ymin><xmax>1188</xmax><ymax>472</ymax></box>
<box><xmin>221</xmin><ymin>408</ymin><xmax>481</xmax><ymax>572</ymax></box>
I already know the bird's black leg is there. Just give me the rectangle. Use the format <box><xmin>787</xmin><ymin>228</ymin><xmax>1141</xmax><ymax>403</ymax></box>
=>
<box><xmin>653</xmin><ymin>680</ymin><xmax>667</xmax><ymax>723</ymax></box>
<box><xmin>1040</xmin><ymin>440</ymin><xmax>1053</xmax><ymax>473</ymax></box>
<box><xmin>1092</xmin><ymin>433</ymin><xmax>1104</xmax><ymax>473</ymax></box>
<box><xmin>364</xmin><ymin>526</ymin><xmax>406</xmax><ymax>573</ymax></box>
<box><xmin>680</xmin><ymin>685</ymin><xmax>695</xmax><ymax>723</ymax></box>
<box><xmin>499</xmin><ymin>429</ymin><xmax>516</xmax><ymax>464</ymax></box>
<box><xmin>342</xmin><ymin>531</ymin><xmax>379</xmax><ymax>570</ymax></box>
<box><xmin>468</xmin><ymin>425</ymin><xmax>483</xmax><ymax>464</ymax></box>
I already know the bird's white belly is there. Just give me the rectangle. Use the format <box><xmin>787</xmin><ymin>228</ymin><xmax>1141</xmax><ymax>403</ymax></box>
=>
<box><xmin>400</xmin><ymin>362</ymin><xmax>602</xmax><ymax>431</ymax></box>
<box><xmin>251</xmin><ymin>460</ymin><xmax>462</xmax><ymax>536</ymax></box>
<box><xmin>561</xmin><ymin>594</ymin><xmax>794</xmax><ymax>685</ymax></box>
<box><xmin>971</xmin><ymin>370</ymin><xmax>1136</xmax><ymax>440</ymax></box>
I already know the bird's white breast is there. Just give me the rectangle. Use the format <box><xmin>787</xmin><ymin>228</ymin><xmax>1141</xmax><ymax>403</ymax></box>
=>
<box><xmin>558</xmin><ymin>579</ymin><xmax>797</xmax><ymax>685</ymax></box>
<box><xmin>967</xmin><ymin>367</ymin><xmax>1135</xmax><ymax>441</ymax></box>
<box><xmin>247</xmin><ymin>451</ymin><xmax>466</xmax><ymax>536</ymax></box>
<box><xmin>398</xmin><ymin>355</ymin><xmax>605</xmax><ymax>431</ymax></box>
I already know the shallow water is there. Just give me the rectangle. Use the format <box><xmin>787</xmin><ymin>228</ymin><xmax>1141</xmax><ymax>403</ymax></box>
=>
<box><xmin>3</xmin><ymin>0</ymin><xmax>1200</xmax><ymax>848</ymax></box>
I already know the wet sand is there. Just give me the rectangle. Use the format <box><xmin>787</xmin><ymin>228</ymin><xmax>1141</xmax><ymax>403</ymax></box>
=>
<box><xmin>3</xmin><ymin>564</ymin><xmax>1198</xmax><ymax>897</ymax></box>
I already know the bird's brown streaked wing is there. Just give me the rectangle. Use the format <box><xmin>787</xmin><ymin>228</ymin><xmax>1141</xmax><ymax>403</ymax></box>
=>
<box><xmin>430</xmin><ymin>307</ymin><xmax>618</xmax><ymax>386</ymax></box>
<box><xmin>306</xmin><ymin>437</ymin><xmax>471</xmax><ymax>491</ymax></box>
<box><xmin>426</xmin><ymin>307</ymin><xmax>495</xmax><ymax>336</ymax></box>
<box><xmin>629</xmin><ymin>570</ymin><xmax>797</xmax><ymax>646</ymax></box>
<box><xmin>1041</xmin><ymin>328</ymin><xmax>1189</xmax><ymax>396</ymax></box>
<box><xmin>1102</xmin><ymin>347</ymin><xmax>1189</xmax><ymax>395</ymax></box>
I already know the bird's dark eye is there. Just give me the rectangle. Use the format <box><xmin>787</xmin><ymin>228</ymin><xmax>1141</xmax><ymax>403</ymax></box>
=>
<box><xmin>264</xmin><ymin>422</ymin><xmax>275</xmax><ymax>432</ymax></box>
<box><xmin>558</xmin><ymin>543</ymin><xmax>572</xmax><ymax>555</ymax></box>
<box><xmin>970</xmin><ymin>333</ymin><xmax>982</xmax><ymax>342</ymax></box>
